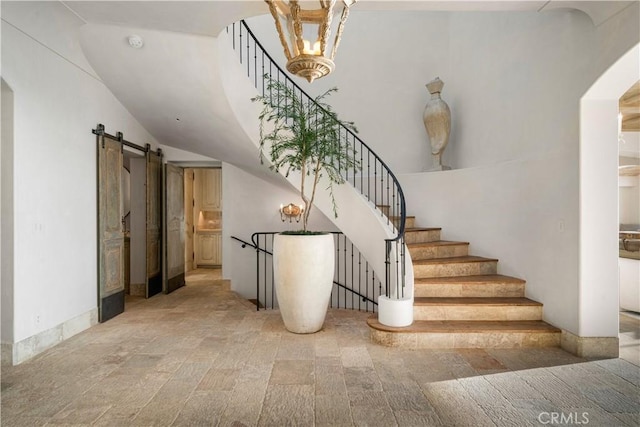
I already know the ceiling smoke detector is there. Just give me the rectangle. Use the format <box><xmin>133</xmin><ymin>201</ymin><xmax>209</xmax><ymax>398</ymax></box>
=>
<box><xmin>127</xmin><ymin>35</ymin><xmax>144</xmax><ymax>49</ymax></box>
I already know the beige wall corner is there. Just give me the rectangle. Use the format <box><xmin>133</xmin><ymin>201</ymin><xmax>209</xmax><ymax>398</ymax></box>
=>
<box><xmin>561</xmin><ymin>330</ymin><xmax>619</xmax><ymax>359</ymax></box>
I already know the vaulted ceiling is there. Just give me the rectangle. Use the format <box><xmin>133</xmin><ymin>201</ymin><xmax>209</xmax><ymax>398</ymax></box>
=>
<box><xmin>62</xmin><ymin>1</ymin><xmax>634</xmax><ymax>37</ymax></box>
<box><xmin>57</xmin><ymin>1</ymin><xmax>637</xmax><ymax>166</ymax></box>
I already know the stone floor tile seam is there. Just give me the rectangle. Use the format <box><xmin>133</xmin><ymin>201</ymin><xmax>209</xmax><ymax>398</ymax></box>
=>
<box><xmin>3</xmin><ymin>270</ymin><xmax>640</xmax><ymax>427</ymax></box>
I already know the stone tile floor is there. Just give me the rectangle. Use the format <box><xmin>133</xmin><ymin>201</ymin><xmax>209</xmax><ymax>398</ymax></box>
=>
<box><xmin>620</xmin><ymin>311</ymin><xmax>640</xmax><ymax>367</ymax></box>
<box><xmin>1</xmin><ymin>269</ymin><xmax>638</xmax><ymax>426</ymax></box>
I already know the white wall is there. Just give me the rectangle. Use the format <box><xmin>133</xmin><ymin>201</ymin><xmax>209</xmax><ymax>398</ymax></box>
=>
<box><xmin>400</xmin><ymin>149</ymin><xmax>579</xmax><ymax>332</ymax></box>
<box><xmin>1</xmin><ymin>2</ymin><xmax>160</xmax><ymax>352</ymax></box>
<box><xmin>580</xmin><ymin>42</ymin><xmax>640</xmax><ymax>337</ymax></box>
<box><xmin>1</xmin><ymin>80</ymin><xmax>15</xmax><ymax>347</ymax></box>
<box><xmin>246</xmin><ymin>10</ymin><xmax>595</xmax><ymax>173</ymax></box>
<box><xmin>619</xmin><ymin>149</ymin><xmax>639</xmax><ymax>225</ymax></box>
<box><xmin>619</xmin><ymin>184</ymin><xmax>640</xmax><ymax>226</ymax></box>
<box><xmin>222</xmin><ymin>163</ymin><xmax>337</xmax><ymax>299</ymax></box>
<box><xmin>161</xmin><ymin>144</ymin><xmax>219</xmax><ymax>165</ymax></box>
<box><xmin>247</xmin><ymin>6</ymin><xmax>639</xmax><ymax>336</ymax></box>
<box><xmin>619</xmin><ymin>133</ymin><xmax>640</xmax><ymax>219</ymax></box>
<box><xmin>619</xmin><ymin>131</ymin><xmax>640</xmax><ymax>158</ymax></box>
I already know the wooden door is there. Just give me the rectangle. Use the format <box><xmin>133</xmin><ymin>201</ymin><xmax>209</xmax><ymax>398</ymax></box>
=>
<box><xmin>165</xmin><ymin>163</ymin><xmax>185</xmax><ymax>293</ymax></box>
<box><xmin>146</xmin><ymin>150</ymin><xmax>163</xmax><ymax>298</ymax></box>
<box><xmin>184</xmin><ymin>168</ymin><xmax>195</xmax><ymax>271</ymax></box>
<box><xmin>97</xmin><ymin>134</ymin><xmax>125</xmax><ymax>321</ymax></box>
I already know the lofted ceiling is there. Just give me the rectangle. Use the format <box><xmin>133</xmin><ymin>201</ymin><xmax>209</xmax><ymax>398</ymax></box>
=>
<box><xmin>62</xmin><ymin>1</ymin><xmax>635</xmax><ymax>38</ymax></box>
<box><xmin>55</xmin><ymin>0</ymin><xmax>637</xmax><ymax>167</ymax></box>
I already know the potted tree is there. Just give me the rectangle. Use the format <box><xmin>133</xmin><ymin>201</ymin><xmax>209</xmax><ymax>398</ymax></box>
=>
<box><xmin>253</xmin><ymin>77</ymin><xmax>358</xmax><ymax>333</ymax></box>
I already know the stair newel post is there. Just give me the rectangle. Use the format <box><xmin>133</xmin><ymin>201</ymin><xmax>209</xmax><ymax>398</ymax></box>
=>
<box><xmin>251</xmin><ymin>233</ymin><xmax>260</xmax><ymax>311</ymax></box>
<box><xmin>385</xmin><ymin>240</ymin><xmax>392</xmax><ymax>298</ymax></box>
<box><xmin>401</xmin><ymin>236</ymin><xmax>406</xmax><ymax>296</ymax></box>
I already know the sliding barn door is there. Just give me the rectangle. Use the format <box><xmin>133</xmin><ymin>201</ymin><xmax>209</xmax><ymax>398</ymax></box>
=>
<box><xmin>97</xmin><ymin>134</ymin><xmax>125</xmax><ymax>321</ymax></box>
<box><xmin>146</xmin><ymin>150</ymin><xmax>163</xmax><ymax>298</ymax></box>
<box><xmin>165</xmin><ymin>163</ymin><xmax>185</xmax><ymax>293</ymax></box>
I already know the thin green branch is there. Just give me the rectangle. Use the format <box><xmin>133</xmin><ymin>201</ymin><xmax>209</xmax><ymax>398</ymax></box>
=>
<box><xmin>252</xmin><ymin>75</ymin><xmax>361</xmax><ymax>232</ymax></box>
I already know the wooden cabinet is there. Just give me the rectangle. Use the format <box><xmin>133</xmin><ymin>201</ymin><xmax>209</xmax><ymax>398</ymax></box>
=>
<box><xmin>196</xmin><ymin>232</ymin><xmax>222</xmax><ymax>266</ymax></box>
<box><xmin>193</xmin><ymin>168</ymin><xmax>222</xmax><ymax>267</ymax></box>
<box><xmin>196</xmin><ymin>168</ymin><xmax>222</xmax><ymax>210</ymax></box>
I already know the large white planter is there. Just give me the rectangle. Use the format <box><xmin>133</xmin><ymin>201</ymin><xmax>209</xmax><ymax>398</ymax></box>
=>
<box><xmin>273</xmin><ymin>233</ymin><xmax>335</xmax><ymax>333</ymax></box>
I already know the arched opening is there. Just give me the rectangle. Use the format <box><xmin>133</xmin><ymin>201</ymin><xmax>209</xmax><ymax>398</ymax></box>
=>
<box><xmin>578</xmin><ymin>43</ymin><xmax>639</xmax><ymax>358</ymax></box>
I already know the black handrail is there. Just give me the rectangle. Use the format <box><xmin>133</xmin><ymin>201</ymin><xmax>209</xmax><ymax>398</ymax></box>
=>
<box><xmin>227</xmin><ymin>20</ymin><xmax>407</xmax><ymax>300</ymax></box>
<box><xmin>232</xmin><ymin>233</ymin><xmax>380</xmax><ymax>311</ymax></box>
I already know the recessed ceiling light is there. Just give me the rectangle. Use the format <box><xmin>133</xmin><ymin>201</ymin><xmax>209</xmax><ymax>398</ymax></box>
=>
<box><xmin>127</xmin><ymin>35</ymin><xmax>144</xmax><ymax>49</ymax></box>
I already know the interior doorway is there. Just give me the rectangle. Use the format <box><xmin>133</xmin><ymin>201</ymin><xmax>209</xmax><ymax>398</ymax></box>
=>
<box><xmin>578</xmin><ymin>43</ymin><xmax>639</xmax><ymax>354</ymax></box>
<box><xmin>617</xmin><ymin>80</ymin><xmax>640</xmax><ymax>365</ymax></box>
<box><xmin>123</xmin><ymin>148</ymin><xmax>145</xmax><ymax>300</ymax></box>
<box><xmin>95</xmin><ymin>125</ymin><xmax>164</xmax><ymax>322</ymax></box>
<box><xmin>184</xmin><ymin>167</ymin><xmax>223</xmax><ymax>273</ymax></box>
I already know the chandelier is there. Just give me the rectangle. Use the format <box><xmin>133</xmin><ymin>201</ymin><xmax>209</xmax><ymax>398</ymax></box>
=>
<box><xmin>265</xmin><ymin>0</ymin><xmax>357</xmax><ymax>83</ymax></box>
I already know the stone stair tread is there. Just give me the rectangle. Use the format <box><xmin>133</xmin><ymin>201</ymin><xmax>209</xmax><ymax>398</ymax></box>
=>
<box><xmin>412</xmin><ymin>255</ymin><xmax>498</xmax><ymax>265</ymax></box>
<box><xmin>367</xmin><ymin>317</ymin><xmax>561</xmax><ymax>334</ymax></box>
<box><xmin>406</xmin><ymin>227</ymin><xmax>442</xmax><ymax>232</ymax></box>
<box><xmin>415</xmin><ymin>274</ymin><xmax>526</xmax><ymax>285</ymax></box>
<box><xmin>408</xmin><ymin>240</ymin><xmax>469</xmax><ymax>248</ymax></box>
<box><xmin>414</xmin><ymin>297</ymin><xmax>542</xmax><ymax>306</ymax></box>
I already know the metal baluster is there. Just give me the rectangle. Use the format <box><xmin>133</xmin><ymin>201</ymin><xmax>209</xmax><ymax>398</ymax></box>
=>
<box><xmin>367</xmin><ymin>151</ymin><xmax>371</xmax><ymax>201</ymax></box>
<box><xmin>271</xmin><ymin>234</ymin><xmax>275</xmax><ymax>308</ymax></box>
<box><xmin>360</xmin><ymin>141</ymin><xmax>363</xmax><ymax>195</ymax></box>
<box><xmin>358</xmin><ymin>252</ymin><xmax>362</xmax><ymax>311</ymax></box>
<box><xmin>261</xmin><ymin>52</ymin><xmax>265</xmax><ymax>95</ymax></box>
<box><xmin>352</xmin><ymin>133</ymin><xmax>356</xmax><ymax>187</ymax></box>
<box><xmin>401</xmin><ymin>236</ymin><xmax>406</xmax><ymax>298</ymax></box>
<box><xmin>351</xmin><ymin>242</ymin><xmax>354</xmax><ymax>310</ymax></box>
<box><xmin>246</xmin><ymin>29</ymin><xmax>250</xmax><ymax>77</ymax></box>
<box><xmin>343</xmin><ymin>235</ymin><xmax>347</xmax><ymax>308</ymax></box>
<box><xmin>374</xmin><ymin>160</ymin><xmax>377</xmax><ymax>209</ymax></box>
<box><xmin>336</xmin><ymin>235</ymin><xmax>340</xmax><ymax>309</ymax></box>
<box><xmin>254</xmin><ymin>39</ymin><xmax>257</xmax><ymax>88</ymax></box>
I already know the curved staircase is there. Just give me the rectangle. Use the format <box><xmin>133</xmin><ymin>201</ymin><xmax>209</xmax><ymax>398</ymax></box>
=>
<box><xmin>369</xmin><ymin>216</ymin><xmax>561</xmax><ymax>348</ymax></box>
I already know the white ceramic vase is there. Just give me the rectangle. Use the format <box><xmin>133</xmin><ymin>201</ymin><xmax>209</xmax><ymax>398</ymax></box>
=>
<box><xmin>273</xmin><ymin>233</ymin><xmax>335</xmax><ymax>333</ymax></box>
<box><xmin>423</xmin><ymin>77</ymin><xmax>451</xmax><ymax>171</ymax></box>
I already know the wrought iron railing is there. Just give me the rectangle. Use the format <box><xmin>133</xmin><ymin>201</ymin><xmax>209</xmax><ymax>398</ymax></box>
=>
<box><xmin>232</xmin><ymin>233</ymin><xmax>381</xmax><ymax>312</ymax></box>
<box><xmin>226</xmin><ymin>20</ymin><xmax>407</xmax><ymax>300</ymax></box>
